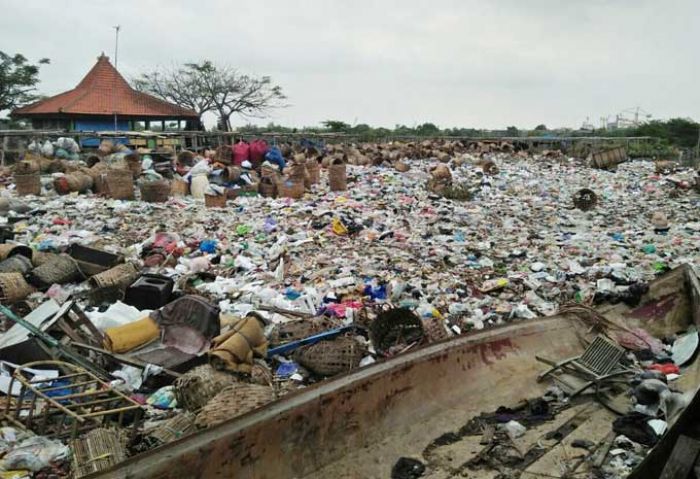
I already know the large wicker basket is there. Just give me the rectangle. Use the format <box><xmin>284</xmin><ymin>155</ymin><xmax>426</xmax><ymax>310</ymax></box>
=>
<box><xmin>259</xmin><ymin>176</ymin><xmax>277</xmax><ymax>198</ymax></box>
<box><xmin>194</xmin><ymin>384</ymin><xmax>274</xmax><ymax>429</ymax></box>
<box><xmin>293</xmin><ymin>336</ymin><xmax>365</xmax><ymax>377</ymax></box>
<box><xmin>205</xmin><ymin>194</ymin><xmax>227</xmax><ymax>208</ymax></box>
<box><xmin>306</xmin><ymin>161</ymin><xmax>321</xmax><ymax>185</ymax></box>
<box><xmin>171</xmin><ymin>179</ymin><xmax>189</xmax><ymax>197</ymax></box>
<box><xmin>0</xmin><ymin>255</ymin><xmax>33</xmax><ymax>274</ymax></box>
<box><xmin>0</xmin><ymin>272</ymin><xmax>34</xmax><ymax>303</ymax></box>
<box><xmin>139</xmin><ymin>180</ymin><xmax>171</xmax><ymax>203</ymax></box>
<box><xmin>328</xmin><ymin>159</ymin><xmax>347</xmax><ymax>191</ymax></box>
<box><xmin>104</xmin><ymin>169</ymin><xmax>135</xmax><ymax>200</ymax></box>
<box><xmin>0</xmin><ymin>244</ymin><xmax>33</xmax><ymax>261</ymax></box>
<box><xmin>14</xmin><ymin>174</ymin><xmax>41</xmax><ymax>196</ymax></box>
<box><xmin>88</xmin><ymin>163</ymin><xmax>110</xmax><ymax>194</ymax></box>
<box><xmin>174</xmin><ymin>364</ymin><xmax>239</xmax><ymax>412</ymax></box>
<box><xmin>369</xmin><ymin>306</ymin><xmax>424</xmax><ymax>353</ymax></box>
<box><xmin>88</xmin><ymin>262</ymin><xmax>138</xmax><ymax>290</ymax></box>
<box><xmin>278</xmin><ymin>179</ymin><xmax>305</xmax><ymax>199</ymax></box>
<box><xmin>28</xmin><ymin>253</ymin><xmax>83</xmax><ymax>289</ymax></box>
<box><xmin>14</xmin><ymin>160</ymin><xmax>40</xmax><ymax>174</ymax></box>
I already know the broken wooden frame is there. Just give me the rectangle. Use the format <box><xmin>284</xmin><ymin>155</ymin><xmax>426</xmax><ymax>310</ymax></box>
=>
<box><xmin>2</xmin><ymin>360</ymin><xmax>142</xmax><ymax>440</ymax></box>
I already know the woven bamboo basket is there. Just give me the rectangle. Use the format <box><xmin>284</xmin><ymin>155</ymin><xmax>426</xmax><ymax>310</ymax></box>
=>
<box><xmin>53</xmin><ymin>172</ymin><xmax>93</xmax><ymax>195</ymax></box>
<box><xmin>125</xmin><ymin>153</ymin><xmax>142</xmax><ymax>179</ymax></box>
<box><xmin>14</xmin><ymin>160</ymin><xmax>40</xmax><ymax>174</ymax></box>
<box><xmin>171</xmin><ymin>179</ymin><xmax>189</xmax><ymax>197</ymax></box>
<box><xmin>225</xmin><ymin>166</ymin><xmax>242</xmax><ymax>182</ymax></box>
<box><xmin>369</xmin><ymin>306</ymin><xmax>424</xmax><ymax>353</ymax></box>
<box><xmin>88</xmin><ymin>262</ymin><xmax>138</xmax><ymax>290</ymax></box>
<box><xmin>139</xmin><ymin>180</ymin><xmax>171</xmax><ymax>203</ymax></box>
<box><xmin>205</xmin><ymin>194</ymin><xmax>227</xmax><ymax>208</ymax></box>
<box><xmin>146</xmin><ymin>411</ymin><xmax>196</xmax><ymax>447</ymax></box>
<box><xmin>194</xmin><ymin>384</ymin><xmax>274</xmax><ymax>429</ymax></box>
<box><xmin>573</xmin><ymin>188</ymin><xmax>597</xmax><ymax>211</ymax></box>
<box><xmin>215</xmin><ymin>145</ymin><xmax>232</xmax><ymax>165</ymax></box>
<box><xmin>31</xmin><ymin>250</ymin><xmax>56</xmax><ymax>267</ymax></box>
<box><xmin>14</xmin><ymin>174</ymin><xmax>41</xmax><ymax>196</ymax></box>
<box><xmin>306</xmin><ymin>161</ymin><xmax>321</xmax><ymax>184</ymax></box>
<box><xmin>0</xmin><ymin>244</ymin><xmax>33</xmax><ymax>261</ymax></box>
<box><xmin>71</xmin><ymin>428</ymin><xmax>127</xmax><ymax>478</ymax></box>
<box><xmin>0</xmin><ymin>273</ymin><xmax>34</xmax><ymax>303</ymax></box>
<box><xmin>261</xmin><ymin>165</ymin><xmax>281</xmax><ymax>180</ymax></box>
<box><xmin>278</xmin><ymin>179</ymin><xmax>305</xmax><ymax>199</ymax></box>
<box><xmin>104</xmin><ymin>169</ymin><xmax>135</xmax><ymax>200</ymax></box>
<box><xmin>293</xmin><ymin>336</ymin><xmax>365</xmax><ymax>377</ymax></box>
<box><xmin>174</xmin><ymin>364</ymin><xmax>240</xmax><ymax>412</ymax></box>
<box><xmin>28</xmin><ymin>253</ymin><xmax>83</xmax><ymax>289</ymax></box>
<box><xmin>259</xmin><ymin>176</ymin><xmax>277</xmax><ymax>198</ymax></box>
<box><xmin>0</xmin><ymin>254</ymin><xmax>33</xmax><ymax>274</ymax></box>
<box><xmin>328</xmin><ymin>159</ymin><xmax>347</xmax><ymax>191</ymax></box>
<box><xmin>269</xmin><ymin>317</ymin><xmax>339</xmax><ymax>346</ymax></box>
<box><xmin>88</xmin><ymin>163</ymin><xmax>110</xmax><ymax>194</ymax></box>
<box><xmin>422</xmin><ymin>317</ymin><xmax>451</xmax><ymax>343</ymax></box>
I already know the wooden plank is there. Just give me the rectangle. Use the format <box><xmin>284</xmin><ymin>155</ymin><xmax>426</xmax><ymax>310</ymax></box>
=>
<box><xmin>659</xmin><ymin>435</ymin><xmax>700</xmax><ymax>479</ymax></box>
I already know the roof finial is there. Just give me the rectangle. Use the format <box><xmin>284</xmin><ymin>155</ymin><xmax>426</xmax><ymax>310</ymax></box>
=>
<box><xmin>98</xmin><ymin>52</ymin><xmax>109</xmax><ymax>61</ymax></box>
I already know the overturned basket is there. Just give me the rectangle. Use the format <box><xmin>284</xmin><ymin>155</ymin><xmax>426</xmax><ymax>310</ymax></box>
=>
<box><xmin>369</xmin><ymin>306</ymin><xmax>424</xmax><ymax>353</ymax></box>
<box><xmin>195</xmin><ymin>383</ymin><xmax>274</xmax><ymax>429</ymax></box>
<box><xmin>293</xmin><ymin>336</ymin><xmax>365</xmax><ymax>377</ymax></box>
<box><xmin>174</xmin><ymin>364</ymin><xmax>239</xmax><ymax>412</ymax></box>
<box><xmin>0</xmin><ymin>273</ymin><xmax>34</xmax><ymax>303</ymax></box>
<box><xmin>88</xmin><ymin>262</ymin><xmax>138</xmax><ymax>290</ymax></box>
<box><xmin>572</xmin><ymin>188</ymin><xmax>598</xmax><ymax>211</ymax></box>
<box><xmin>140</xmin><ymin>180</ymin><xmax>171</xmax><ymax>203</ymax></box>
<box><xmin>144</xmin><ymin>411</ymin><xmax>196</xmax><ymax>448</ymax></box>
<box><xmin>28</xmin><ymin>253</ymin><xmax>83</xmax><ymax>289</ymax></box>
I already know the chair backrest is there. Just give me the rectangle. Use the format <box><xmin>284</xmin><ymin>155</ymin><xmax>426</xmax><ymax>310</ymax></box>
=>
<box><xmin>578</xmin><ymin>335</ymin><xmax>625</xmax><ymax>376</ymax></box>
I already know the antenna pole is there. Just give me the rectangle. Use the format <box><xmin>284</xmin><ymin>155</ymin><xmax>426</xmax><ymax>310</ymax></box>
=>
<box><xmin>113</xmin><ymin>25</ymin><xmax>121</xmax><ymax>132</ymax></box>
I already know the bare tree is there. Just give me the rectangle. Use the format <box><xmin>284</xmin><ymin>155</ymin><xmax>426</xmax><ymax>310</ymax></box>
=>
<box><xmin>133</xmin><ymin>61</ymin><xmax>286</xmax><ymax>131</ymax></box>
<box><xmin>133</xmin><ymin>62</ymin><xmax>215</xmax><ymax>121</ymax></box>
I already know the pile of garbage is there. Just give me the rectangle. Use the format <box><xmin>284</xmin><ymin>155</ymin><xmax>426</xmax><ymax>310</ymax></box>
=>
<box><xmin>0</xmin><ymin>138</ymin><xmax>699</xmax><ymax>476</ymax></box>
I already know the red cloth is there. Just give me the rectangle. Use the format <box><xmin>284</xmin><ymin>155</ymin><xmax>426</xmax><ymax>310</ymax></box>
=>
<box><xmin>232</xmin><ymin>141</ymin><xmax>250</xmax><ymax>166</ymax></box>
<box><xmin>647</xmin><ymin>363</ymin><xmax>680</xmax><ymax>375</ymax></box>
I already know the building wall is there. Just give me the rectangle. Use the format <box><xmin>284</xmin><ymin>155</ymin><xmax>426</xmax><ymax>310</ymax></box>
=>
<box><xmin>74</xmin><ymin>118</ymin><xmax>129</xmax><ymax>131</ymax></box>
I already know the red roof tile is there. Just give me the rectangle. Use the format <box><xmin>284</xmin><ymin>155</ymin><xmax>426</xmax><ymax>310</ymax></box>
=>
<box><xmin>14</xmin><ymin>54</ymin><xmax>198</xmax><ymax>118</ymax></box>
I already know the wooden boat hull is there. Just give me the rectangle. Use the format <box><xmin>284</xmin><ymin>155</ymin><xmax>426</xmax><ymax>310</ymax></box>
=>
<box><xmin>99</xmin><ymin>265</ymin><xmax>700</xmax><ymax>478</ymax></box>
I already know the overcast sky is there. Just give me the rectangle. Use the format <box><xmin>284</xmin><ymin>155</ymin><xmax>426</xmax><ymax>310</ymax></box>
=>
<box><xmin>1</xmin><ymin>0</ymin><xmax>698</xmax><ymax>130</ymax></box>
